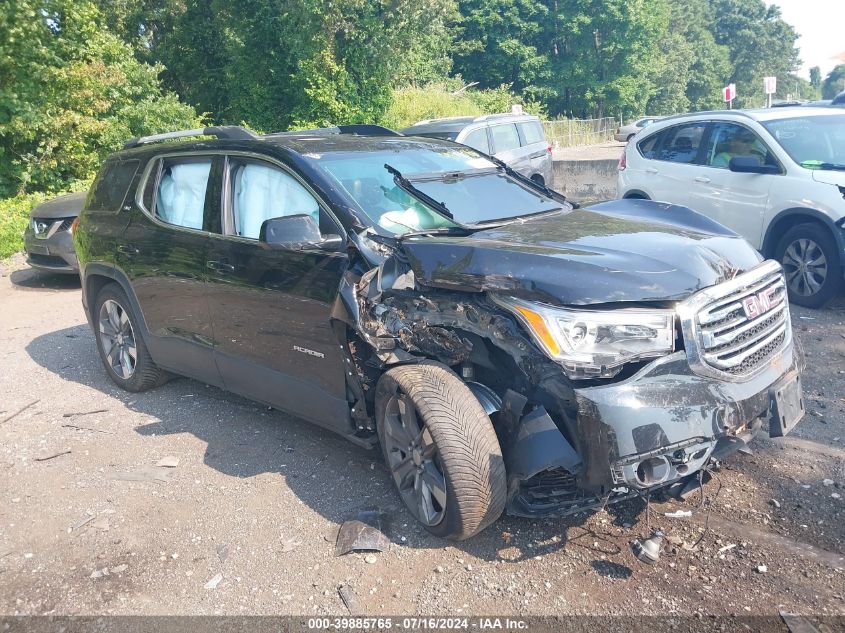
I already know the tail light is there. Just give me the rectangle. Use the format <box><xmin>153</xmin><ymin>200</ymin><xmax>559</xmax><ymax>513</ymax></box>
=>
<box><xmin>70</xmin><ymin>217</ymin><xmax>81</xmax><ymax>236</ymax></box>
<box><xmin>617</xmin><ymin>151</ymin><xmax>627</xmax><ymax>171</ymax></box>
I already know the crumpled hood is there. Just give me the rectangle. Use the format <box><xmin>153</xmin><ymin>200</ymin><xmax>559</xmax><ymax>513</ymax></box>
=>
<box><xmin>811</xmin><ymin>169</ymin><xmax>845</xmax><ymax>188</ymax></box>
<box><xmin>400</xmin><ymin>199</ymin><xmax>764</xmax><ymax>305</ymax></box>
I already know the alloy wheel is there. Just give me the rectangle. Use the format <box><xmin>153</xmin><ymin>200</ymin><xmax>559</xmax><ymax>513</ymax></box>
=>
<box><xmin>781</xmin><ymin>238</ymin><xmax>828</xmax><ymax>297</ymax></box>
<box><xmin>98</xmin><ymin>299</ymin><xmax>137</xmax><ymax>380</ymax></box>
<box><xmin>382</xmin><ymin>391</ymin><xmax>447</xmax><ymax>526</ymax></box>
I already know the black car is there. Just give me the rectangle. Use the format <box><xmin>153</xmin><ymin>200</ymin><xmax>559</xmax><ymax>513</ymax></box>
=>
<box><xmin>74</xmin><ymin>125</ymin><xmax>805</xmax><ymax>540</ymax></box>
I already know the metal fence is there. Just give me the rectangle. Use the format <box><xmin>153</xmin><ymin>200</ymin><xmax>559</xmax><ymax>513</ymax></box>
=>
<box><xmin>542</xmin><ymin>117</ymin><xmax>617</xmax><ymax>148</ymax></box>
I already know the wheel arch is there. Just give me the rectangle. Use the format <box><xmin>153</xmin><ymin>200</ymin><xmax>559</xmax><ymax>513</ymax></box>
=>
<box><xmin>622</xmin><ymin>189</ymin><xmax>650</xmax><ymax>200</ymax></box>
<box><xmin>761</xmin><ymin>208</ymin><xmax>845</xmax><ymax>262</ymax></box>
<box><xmin>82</xmin><ymin>264</ymin><xmax>151</xmax><ymax>337</ymax></box>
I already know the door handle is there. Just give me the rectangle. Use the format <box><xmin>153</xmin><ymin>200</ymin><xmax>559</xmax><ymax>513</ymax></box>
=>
<box><xmin>117</xmin><ymin>244</ymin><xmax>139</xmax><ymax>257</ymax></box>
<box><xmin>206</xmin><ymin>260</ymin><xmax>235</xmax><ymax>274</ymax></box>
<box><xmin>695</xmin><ymin>176</ymin><xmax>711</xmax><ymax>183</ymax></box>
<box><xmin>645</xmin><ymin>168</ymin><xmax>659</xmax><ymax>174</ymax></box>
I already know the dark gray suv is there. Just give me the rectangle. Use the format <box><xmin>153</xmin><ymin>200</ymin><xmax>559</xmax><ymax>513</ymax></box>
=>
<box><xmin>24</xmin><ymin>192</ymin><xmax>86</xmax><ymax>273</ymax></box>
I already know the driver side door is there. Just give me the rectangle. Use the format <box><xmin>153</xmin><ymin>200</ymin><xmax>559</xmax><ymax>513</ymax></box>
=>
<box><xmin>688</xmin><ymin>122</ymin><xmax>779</xmax><ymax>248</ymax></box>
<box><xmin>204</xmin><ymin>155</ymin><xmax>351</xmax><ymax>428</ymax></box>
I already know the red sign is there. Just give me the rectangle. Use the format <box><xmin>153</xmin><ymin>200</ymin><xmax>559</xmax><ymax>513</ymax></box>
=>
<box><xmin>722</xmin><ymin>84</ymin><xmax>736</xmax><ymax>103</ymax></box>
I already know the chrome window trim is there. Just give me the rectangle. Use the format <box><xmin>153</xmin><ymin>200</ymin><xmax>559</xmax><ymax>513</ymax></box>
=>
<box><xmin>676</xmin><ymin>259</ymin><xmax>793</xmax><ymax>383</ymax></box>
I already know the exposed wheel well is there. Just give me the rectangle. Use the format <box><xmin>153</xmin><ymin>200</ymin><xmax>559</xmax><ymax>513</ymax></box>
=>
<box><xmin>623</xmin><ymin>191</ymin><xmax>649</xmax><ymax>200</ymax></box>
<box><xmin>85</xmin><ymin>274</ymin><xmax>115</xmax><ymax>322</ymax></box>
<box><xmin>762</xmin><ymin>212</ymin><xmax>835</xmax><ymax>258</ymax></box>
<box><xmin>530</xmin><ymin>174</ymin><xmax>545</xmax><ymax>186</ymax></box>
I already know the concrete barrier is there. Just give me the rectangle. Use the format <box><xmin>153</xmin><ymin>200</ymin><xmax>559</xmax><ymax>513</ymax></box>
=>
<box><xmin>552</xmin><ymin>158</ymin><xmax>618</xmax><ymax>203</ymax></box>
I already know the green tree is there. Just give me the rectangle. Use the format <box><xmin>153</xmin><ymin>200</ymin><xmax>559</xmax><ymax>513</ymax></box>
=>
<box><xmin>0</xmin><ymin>0</ymin><xmax>199</xmax><ymax>196</ymax></box>
<box><xmin>647</xmin><ymin>0</ymin><xmax>731</xmax><ymax>115</ymax></box>
<box><xmin>709</xmin><ymin>0</ymin><xmax>799</xmax><ymax>108</ymax></box>
<box><xmin>451</xmin><ymin>0</ymin><xmax>548</xmax><ymax>94</ymax></box>
<box><xmin>822</xmin><ymin>64</ymin><xmax>845</xmax><ymax>99</ymax></box>
<box><xmin>809</xmin><ymin>66</ymin><xmax>822</xmax><ymax>90</ymax></box>
<box><xmin>543</xmin><ymin>0</ymin><xmax>668</xmax><ymax>119</ymax></box>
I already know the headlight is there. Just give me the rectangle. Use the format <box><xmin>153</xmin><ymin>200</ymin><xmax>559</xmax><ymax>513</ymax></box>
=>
<box><xmin>493</xmin><ymin>296</ymin><xmax>675</xmax><ymax>379</ymax></box>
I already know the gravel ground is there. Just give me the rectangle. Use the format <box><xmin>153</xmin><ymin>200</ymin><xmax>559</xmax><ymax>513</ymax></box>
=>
<box><xmin>1</xmin><ymin>258</ymin><xmax>843</xmax><ymax>618</ymax></box>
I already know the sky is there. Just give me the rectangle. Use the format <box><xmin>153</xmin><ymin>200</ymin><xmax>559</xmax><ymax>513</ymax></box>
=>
<box><xmin>766</xmin><ymin>0</ymin><xmax>845</xmax><ymax>80</ymax></box>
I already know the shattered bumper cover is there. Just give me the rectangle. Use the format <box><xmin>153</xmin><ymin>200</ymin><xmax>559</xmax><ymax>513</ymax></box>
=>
<box><xmin>505</xmin><ymin>343</ymin><xmax>804</xmax><ymax>518</ymax></box>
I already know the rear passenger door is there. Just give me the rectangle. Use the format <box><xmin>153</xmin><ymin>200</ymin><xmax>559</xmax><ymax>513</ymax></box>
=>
<box><xmin>643</xmin><ymin>122</ymin><xmax>708</xmax><ymax>206</ymax></box>
<box><xmin>118</xmin><ymin>154</ymin><xmax>223</xmax><ymax>387</ymax></box>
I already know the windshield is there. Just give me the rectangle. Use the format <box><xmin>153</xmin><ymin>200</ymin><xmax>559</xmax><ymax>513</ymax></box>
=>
<box><xmin>313</xmin><ymin>145</ymin><xmax>561</xmax><ymax>234</ymax></box>
<box><xmin>762</xmin><ymin>114</ymin><xmax>845</xmax><ymax>167</ymax></box>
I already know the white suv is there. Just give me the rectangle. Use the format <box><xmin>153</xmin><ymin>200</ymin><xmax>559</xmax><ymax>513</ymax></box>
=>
<box><xmin>617</xmin><ymin>107</ymin><xmax>845</xmax><ymax>307</ymax></box>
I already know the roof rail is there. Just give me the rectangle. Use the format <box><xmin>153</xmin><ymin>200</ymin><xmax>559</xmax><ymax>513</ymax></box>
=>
<box><xmin>123</xmin><ymin>125</ymin><xmax>257</xmax><ymax>149</ymax></box>
<box><xmin>337</xmin><ymin>124</ymin><xmax>402</xmax><ymax>136</ymax></box>
<box><xmin>472</xmin><ymin>113</ymin><xmax>529</xmax><ymax>122</ymax></box>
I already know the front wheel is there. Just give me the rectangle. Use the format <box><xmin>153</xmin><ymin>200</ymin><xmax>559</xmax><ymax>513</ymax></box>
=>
<box><xmin>775</xmin><ymin>223</ymin><xmax>843</xmax><ymax>308</ymax></box>
<box><xmin>375</xmin><ymin>361</ymin><xmax>506</xmax><ymax>540</ymax></box>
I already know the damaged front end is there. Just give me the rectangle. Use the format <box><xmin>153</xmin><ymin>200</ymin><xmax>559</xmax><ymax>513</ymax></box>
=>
<box><xmin>339</xmin><ymin>215</ymin><xmax>805</xmax><ymax>521</ymax></box>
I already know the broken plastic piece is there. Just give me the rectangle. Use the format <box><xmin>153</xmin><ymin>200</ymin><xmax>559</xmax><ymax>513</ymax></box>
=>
<box><xmin>335</xmin><ymin>519</ymin><xmax>390</xmax><ymax>556</ymax></box>
<box><xmin>664</xmin><ymin>510</ymin><xmax>692</xmax><ymax>518</ymax></box>
<box><xmin>632</xmin><ymin>530</ymin><xmax>664</xmax><ymax>564</ymax></box>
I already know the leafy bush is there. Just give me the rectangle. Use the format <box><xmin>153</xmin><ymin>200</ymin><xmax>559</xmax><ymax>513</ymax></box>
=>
<box><xmin>381</xmin><ymin>83</ymin><xmax>547</xmax><ymax>129</ymax></box>
<box><xmin>0</xmin><ymin>192</ymin><xmax>64</xmax><ymax>259</ymax></box>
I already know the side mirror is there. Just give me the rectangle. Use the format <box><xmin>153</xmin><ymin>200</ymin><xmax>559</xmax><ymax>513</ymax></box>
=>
<box><xmin>729</xmin><ymin>156</ymin><xmax>780</xmax><ymax>175</ymax></box>
<box><xmin>259</xmin><ymin>214</ymin><xmax>343</xmax><ymax>251</ymax></box>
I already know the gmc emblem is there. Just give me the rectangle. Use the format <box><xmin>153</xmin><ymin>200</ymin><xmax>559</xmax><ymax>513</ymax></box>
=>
<box><xmin>741</xmin><ymin>286</ymin><xmax>780</xmax><ymax>319</ymax></box>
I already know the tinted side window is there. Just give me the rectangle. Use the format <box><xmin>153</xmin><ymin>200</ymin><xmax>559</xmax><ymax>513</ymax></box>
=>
<box><xmin>656</xmin><ymin>123</ymin><xmax>707</xmax><ymax>164</ymax></box>
<box><xmin>637</xmin><ymin>132</ymin><xmax>662</xmax><ymax>159</ymax></box>
<box><xmin>228</xmin><ymin>159</ymin><xmax>328</xmax><ymax>240</ymax></box>
<box><xmin>462</xmin><ymin>128</ymin><xmax>490</xmax><ymax>153</ymax></box>
<box><xmin>518</xmin><ymin>121</ymin><xmax>545</xmax><ymax>145</ymax></box>
<box><xmin>490</xmin><ymin>124</ymin><xmax>520</xmax><ymax>152</ymax></box>
<box><xmin>87</xmin><ymin>159</ymin><xmax>140</xmax><ymax>212</ymax></box>
<box><xmin>154</xmin><ymin>157</ymin><xmax>212</xmax><ymax>230</ymax></box>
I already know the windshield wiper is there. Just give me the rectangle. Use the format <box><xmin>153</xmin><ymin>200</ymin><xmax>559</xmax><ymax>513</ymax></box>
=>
<box><xmin>383</xmin><ymin>163</ymin><xmax>454</xmax><ymax>220</ymax></box>
<box><xmin>800</xmin><ymin>160</ymin><xmax>845</xmax><ymax>171</ymax></box>
<box><xmin>399</xmin><ymin>226</ymin><xmax>478</xmax><ymax>239</ymax></box>
<box><xmin>484</xmin><ymin>155</ymin><xmax>575</xmax><ymax>207</ymax></box>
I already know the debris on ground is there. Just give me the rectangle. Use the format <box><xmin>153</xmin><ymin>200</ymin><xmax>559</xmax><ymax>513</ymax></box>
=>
<box><xmin>70</xmin><ymin>514</ymin><xmax>95</xmax><ymax>532</ymax></box>
<box><xmin>62</xmin><ymin>409</ymin><xmax>108</xmax><ymax>418</ymax></box>
<box><xmin>0</xmin><ymin>400</ymin><xmax>39</xmax><ymax>426</ymax></box>
<box><xmin>364</xmin><ymin>554</ymin><xmax>377</xmax><ymax>564</ymax></box>
<box><xmin>335</xmin><ymin>510</ymin><xmax>391</xmax><ymax>556</ymax></box>
<box><xmin>632</xmin><ymin>531</ymin><xmax>664</xmax><ymax>564</ymax></box>
<box><xmin>216</xmin><ymin>543</ymin><xmax>229</xmax><ymax>563</ymax></box>
<box><xmin>204</xmin><ymin>573</ymin><xmax>223</xmax><ymax>590</ymax></box>
<box><xmin>155</xmin><ymin>456</ymin><xmax>180</xmax><ymax>468</ymax></box>
<box><xmin>280</xmin><ymin>538</ymin><xmax>301</xmax><ymax>553</ymax></box>
<box><xmin>769</xmin><ymin>499</ymin><xmax>781</xmax><ymax>509</ymax></box>
<box><xmin>338</xmin><ymin>585</ymin><xmax>358</xmax><ymax>614</ymax></box>
<box><xmin>822</xmin><ymin>479</ymin><xmax>834</xmax><ymax>486</ymax></box>
<box><xmin>61</xmin><ymin>424</ymin><xmax>114</xmax><ymax>434</ymax></box>
<box><xmin>664</xmin><ymin>510</ymin><xmax>692</xmax><ymax>518</ymax></box>
<box><xmin>110</xmin><ymin>564</ymin><xmax>128</xmax><ymax>574</ymax></box>
<box><xmin>717</xmin><ymin>543</ymin><xmax>737</xmax><ymax>554</ymax></box>
<box><xmin>34</xmin><ymin>450</ymin><xmax>71</xmax><ymax>462</ymax></box>
<box><xmin>757</xmin><ymin>565</ymin><xmax>768</xmax><ymax>573</ymax></box>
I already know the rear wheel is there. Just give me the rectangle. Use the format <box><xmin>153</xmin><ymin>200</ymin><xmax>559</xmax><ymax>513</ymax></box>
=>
<box><xmin>775</xmin><ymin>223</ymin><xmax>843</xmax><ymax>308</ymax></box>
<box><xmin>94</xmin><ymin>284</ymin><xmax>167</xmax><ymax>391</ymax></box>
<box><xmin>375</xmin><ymin>361</ymin><xmax>506</xmax><ymax>540</ymax></box>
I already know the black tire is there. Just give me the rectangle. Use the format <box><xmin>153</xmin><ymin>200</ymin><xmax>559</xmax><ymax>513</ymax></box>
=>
<box><xmin>375</xmin><ymin>361</ymin><xmax>506</xmax><ymax>540</ymax></box>
<box><xmin>774</xmin><ymin>223</ymin><xmax>843</xmax><ymax>308</ymax></box>
<box><xmin>93</xmin><ymin>283</ymin><xmax>167</xmax><ymax>392</ymax></box>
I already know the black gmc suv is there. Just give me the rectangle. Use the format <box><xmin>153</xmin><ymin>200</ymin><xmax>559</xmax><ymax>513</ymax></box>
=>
<box><xmin>74</xmin><ymin>125</ymin><xmax>805</xmax><ymax>540</ymax></box>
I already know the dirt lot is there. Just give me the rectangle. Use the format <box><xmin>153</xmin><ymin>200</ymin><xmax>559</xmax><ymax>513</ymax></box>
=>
<box><xmin>1</xmin><ymin>258</ymin><xmax>844</xmax><ymax>619</ymax></box>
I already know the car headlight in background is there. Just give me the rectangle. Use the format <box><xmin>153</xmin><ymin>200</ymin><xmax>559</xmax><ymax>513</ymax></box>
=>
<box><xmin>493</xmin><ymin>296</ymin><xmax>675</xmax><ymax>379</ymax></box>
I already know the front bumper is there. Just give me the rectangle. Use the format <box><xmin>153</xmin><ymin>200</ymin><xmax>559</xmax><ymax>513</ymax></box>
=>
<box><xmin>24</xmin><ymin>225</ymin><xmax>79</xmax><ymax>273</ymax></box>
<box><xmin>505</xmin><ymin>342</ymin><xmax>804</xmax><ymax>518</ymax></box>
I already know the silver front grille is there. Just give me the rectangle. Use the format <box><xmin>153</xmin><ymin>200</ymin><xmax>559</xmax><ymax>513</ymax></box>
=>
<box><xmin>679</xmin><ymin>260</ymin><xmax>792</xmax><ymax>381</ymax></box>
<box><xmin>31</xmin><ymin>217</ymin><xmax>75</xmax><ymax>239</ymax></box>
